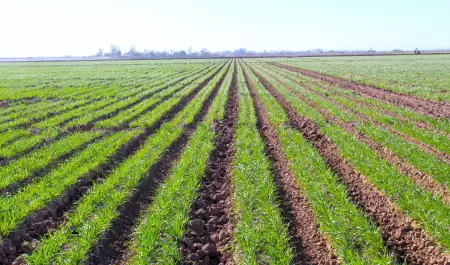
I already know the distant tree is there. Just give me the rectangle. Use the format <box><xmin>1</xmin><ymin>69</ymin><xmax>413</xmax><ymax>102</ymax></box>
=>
<box><xmin>177</xmin><ymin>50</ymin><xmax>187</xmax><ymax>56</ymax></box>
<box><xmin>110</xmin><ymin>45</ymin><xmax>122</xmax><ymax>58</ymax></box>
<box><xmin>414</xmin><ymin>48</ymin><xmax>421</xmax><ymax>55</ymax></box>
<box><xmin>125</xmin><ymin>45</ymin><xmax>141</xmax><ymax>57</ymax></box>
<box><xmin>95</xmin><ymin>48</ymin><xmax>104</xmax><ymax>57</ymax></box>
<box><xmin>233</xmin><ymin>48</ymin><xmax>247</xmax><ymax>55</ymax></box>
<box><xmin>187</xmin><ymin>47</ymin><xmax>193</xmax><ymax>54</ymax></box>
<box><xmin>200</xmin><ymin>48</ymin><xmax>211</xmax><ymax>57</ymax></box>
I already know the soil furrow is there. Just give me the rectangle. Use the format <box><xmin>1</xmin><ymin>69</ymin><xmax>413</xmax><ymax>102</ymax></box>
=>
<box><xmin>87</xmin><ymin>62</ymin><xmax>230</xmax><ymax>265</ymax></box>
<box><xmin>180</xmin><ymin>62</ymin><xmax>238</xmax><ymax>265</ymax></box>
<box><xmin>263</xmin><ymin>69</ymin><xmax>450</xmax><ymax>203</ymax></box>
<box><xmin>242</xmin><ymin>65</ymin><xmax>338</xmax><ymax>264</ymax></box>
<box><xmin>0</xmin><ymin>63</ymin><xmax>228</xmax><ymax>265</ymax></box>
<box><xmin>250</xmin><ymin>65</ymin><xmax>450</xmax><ymax>265</ymax></box>
<box><xmin>269</xmin><ymin>62</ymin><xmax>450</xmax><ymax>119</ymax></box>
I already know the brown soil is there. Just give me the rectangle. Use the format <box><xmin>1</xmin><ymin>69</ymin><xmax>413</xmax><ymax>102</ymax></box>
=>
<box><xmin>180</xmin><ymin>61</ymin><xmax>238</xmax><ymax>265</ymax></box>
<box><xmin>0</xmin><ymin>63</ymin><xmax>229</xmax><ymax>265</ymax></box>
<box><xmin>262</xmin><ymin>68</ymin><xmax>450</xmax><ymax>204</ymax></box>
<box><xmin>89</xmin><ymin>62</ymin><xmax>231</xmax><ymax>265</ymax></box>
<box><xmin>243</xmin><ymin>65</ymin><xmax>339</xmax><ymax>265</ymax></box>
<box><xmin>0</xmin><ymin>100</ymin><xmax>10</xmax><ymax>108</ymax></box>
<box><xmin>270</xmin><ymin>62</ymin><xmax>450</xmax><ymax>119</ymax></box>
<box><xmin>249</xmin><ymin>64</ymin><xmax>450</xmax><ymax>265</ymax></box>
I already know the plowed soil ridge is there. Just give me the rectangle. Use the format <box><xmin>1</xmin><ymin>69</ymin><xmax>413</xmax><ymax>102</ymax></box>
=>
<box><xmin>243</xmin><ymin>65</ymin><xmax>338</xmax><ymax>265</ymax></box>
<box><xmin>265</xmin><ymin>70</ymin><xmax>450</xmax><ymax>204</ymax></box>
<box><xmin>87</xmin><ymin>63</ymin><xmax>230</xmax><ymax>265</ymax></box>
<box><xmin>0</xmin><ymin>63</ymin><xmax>228</xmax><ymax>265</ymax></box>
<box><xmin>270</xmin><ymin>62</ymin><xmax>450</xmax><ymax>119</ymax></box>
<box><xmin>251</xmin><ymin>65</ymin><xmax>450</xmax><ymax>265</ymax></box>
<box><xmin>180</xmin><ymin>62</ymin><xmax>238</xmax><ymax>265</ymax></box>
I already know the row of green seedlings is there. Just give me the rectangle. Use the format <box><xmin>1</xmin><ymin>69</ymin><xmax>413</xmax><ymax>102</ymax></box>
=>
<box><xmin>241</xmin><ymin>62</ymin><xmax>394</xmax><ymax>264</ymax></box>
<box><xmin>63</xmin><ymin>62</ymin><xmax>222</xmax><ymax>128</ymax></box>
<box><xmin>0</xmin><ymin>62</ymin><xmax>229</xmax><ymax>210</ymax></box>
<box><xmin>265</xmin><ymin>62</ymin><xmax>450</xmax><ymax>135</ymax></box>
<box><xmin>93</xmin><ymin>62</ymin><xmax>227</xmax><ymax>129</ymax></box>
<box><xmin>262</xmin><ymin>63</ymin><xmax>450</xmax><ymax>137</ymax></box>
<box><xmin>255</xmin><ymin>63</ymin><xmax>450</xmax><ymax>200</ymax></box>
<box><xmin>129</xmin><ymin>62</ymin><xmax>295</xmax><ymax>265</ymax></box>
<box><xmin>0</xmin><ymin>62</ymin><xmax>223</xmax><ymax>159</ymax></box>
<box><xmin>276</xmin><ymin>58</ymin><xmax>450</xmax><ymax>102</ymax></box>
<box><xmin>0</xmin><ymin>61</ymin><xmax>209</xmax><ymax>132</ymax></box>
<box><xmin>0</xmin><ymin>62</ymin><xmax>210</xmax><ymax>134</ymax></box>
<box><xmin>276</xmin><ymin>67</ymin><xmax>450</xmax><ymax>157</ymax></box>
<box><xmin>0</xmin><ymin>62</ymin><xmax>227</xmax><ymax>194</ymax></box>
<box><xmin>249</xmin><ymin>64</ymin><xmax>450</xmax><ymax>255</ymax></box>
<box><xmin>20</xmin><ymin>60</ymin><xmax>230</xmax><ymax>265</ymax></box>
<box><xmin>0</xmin><ymin>62</ymin><xmax>193</xmax><ymax>101</ymax></box>
<box><xmin>120</xmin><ymin>64</ymin><xmax>234</xmax><ymax>265</ymax></box>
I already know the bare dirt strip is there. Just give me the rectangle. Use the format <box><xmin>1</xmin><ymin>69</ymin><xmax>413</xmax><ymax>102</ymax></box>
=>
<box><xmin>264</xmin><ymin>71</ymin><xmax>450</xmax><ymax>204</ymax></box>
<box><xmin>249</xmin><ymin>66</ymin><xmax>450</xmax><ymax>265</ymax></box>
<box><xmin>0</xmin><ymin>100</ymin><xmax>9</xmax><ymax>108</ymax></box>
<box><xmin>180</xmin><ymin>63</ymin><xmax>238</xmax><ymax>265</ymax></box>
<box><xmin>269</xmin><ymin>62</ymin><xmax>450</xmax><ymax>119</ymax></box>
<box><xmin>242</xmin><ymin>66</ymin><xmax>338</xmax><ymax>265</ymax></box>
<box><xmin>0</xmin><ymin>64</ymin><xmax>229</xmax><ymax>265</ymax></box>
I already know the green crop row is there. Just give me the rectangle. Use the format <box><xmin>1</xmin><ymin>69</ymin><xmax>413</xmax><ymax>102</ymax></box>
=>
<box><xmin>0</xmin><ymin>130</ymin><xmax>140</xmax><ymax>237</ymax></box>
<box><xmin>230</xmin><ymin>64</ymin><xmax>294</xmax><ymax>264</ymax></box>
<box><xmin>262</xmin><ymin>63</ymin><xmax>450</xmax><ymax>135</ymax></box>
<box><xmin>243</xmin><ymin>63</ymin><xmax>393</xmax><ymax>264</ymax></box>
<box><xmin>0</xmin><ymin>131</ymin><xmax>101</xmax><ymax>190</ymax></box>
<box><xmin>255</xmin><ymin>64</ymin><xmax>450</xmax><ymax>191</ymax></box>
<box><xmin>260</xmin><ymin>63</ymin><xmax>450</xmax><ymax>251</ymax></box>
<box><xmin>25</xmin><ymin>60</ymin><xmax>228</xmax><ymax>265</ymax></box>
<box><xmin>256</xmin><ymin>63</ymin><xmax>450</xmax><ymax>190</ymax></box>
<box><xmin>127</xmin><ymin>63</ymin><xmax>233</xmax><ymax>265</ymax></box>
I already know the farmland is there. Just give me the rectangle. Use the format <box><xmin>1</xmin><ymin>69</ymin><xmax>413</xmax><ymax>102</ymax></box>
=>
<box><xmin>0</xmin><ymin>55</ymin><xmax>449</xmax><ymax>265</ymax></box>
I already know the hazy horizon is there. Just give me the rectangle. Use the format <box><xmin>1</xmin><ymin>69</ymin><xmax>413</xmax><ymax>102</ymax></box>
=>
<box><xmin>1</xmin><ymin>0</ymin><xmax>449</xmax><ymax>57</ymax></box>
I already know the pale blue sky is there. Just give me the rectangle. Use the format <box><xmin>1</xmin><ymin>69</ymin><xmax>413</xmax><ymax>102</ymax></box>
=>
<box><xmin>1</xmin><ymin>0</ymin><xmax>449</xmax><ymax>57</ymax></box>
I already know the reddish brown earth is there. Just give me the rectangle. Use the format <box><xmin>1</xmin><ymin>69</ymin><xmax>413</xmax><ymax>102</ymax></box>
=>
<box><xmin>0</xmin><ymin>100</ymin><xmax>9</xmax><ymax>108</ymax></box>
<box><xmin>180</xmin><ymin>63</ymin><xmax>238</xmax><ymax>265</ymax></box>
<box><xmin>250</xmin><ymin>65</ymin><xmax>450</xmax><ymax>265</ymax></box>
<box><xmin>270</xmin><ymin>62</ymin><xmax>450</xmax><ymax>119</ymax></box>
<box><xmin>243</xmin><ymin>65</ymin><xmax>339</xmax><ymax>265</ymax></box>
<box><xmin>262</xmin><ymin>68</ymin><xmax>450</xmax><ymax>203</ymax></box>
<box><xmin>0</xmin><ymin>64</ymin><xmax>229</xmax><ymax>265</ymax></box>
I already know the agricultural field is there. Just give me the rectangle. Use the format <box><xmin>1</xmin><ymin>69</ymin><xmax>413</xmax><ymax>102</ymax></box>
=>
<box><xmin>0</xmin><ymin>56</ymin><xmax>449</xmax><ymax>265</ymax></box>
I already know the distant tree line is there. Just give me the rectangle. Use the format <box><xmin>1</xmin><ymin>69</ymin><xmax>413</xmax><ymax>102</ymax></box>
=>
<box><xmin>92</xmin><ymin>45</ymin><xmax>450</xmax><ymax>59</ymax></box>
